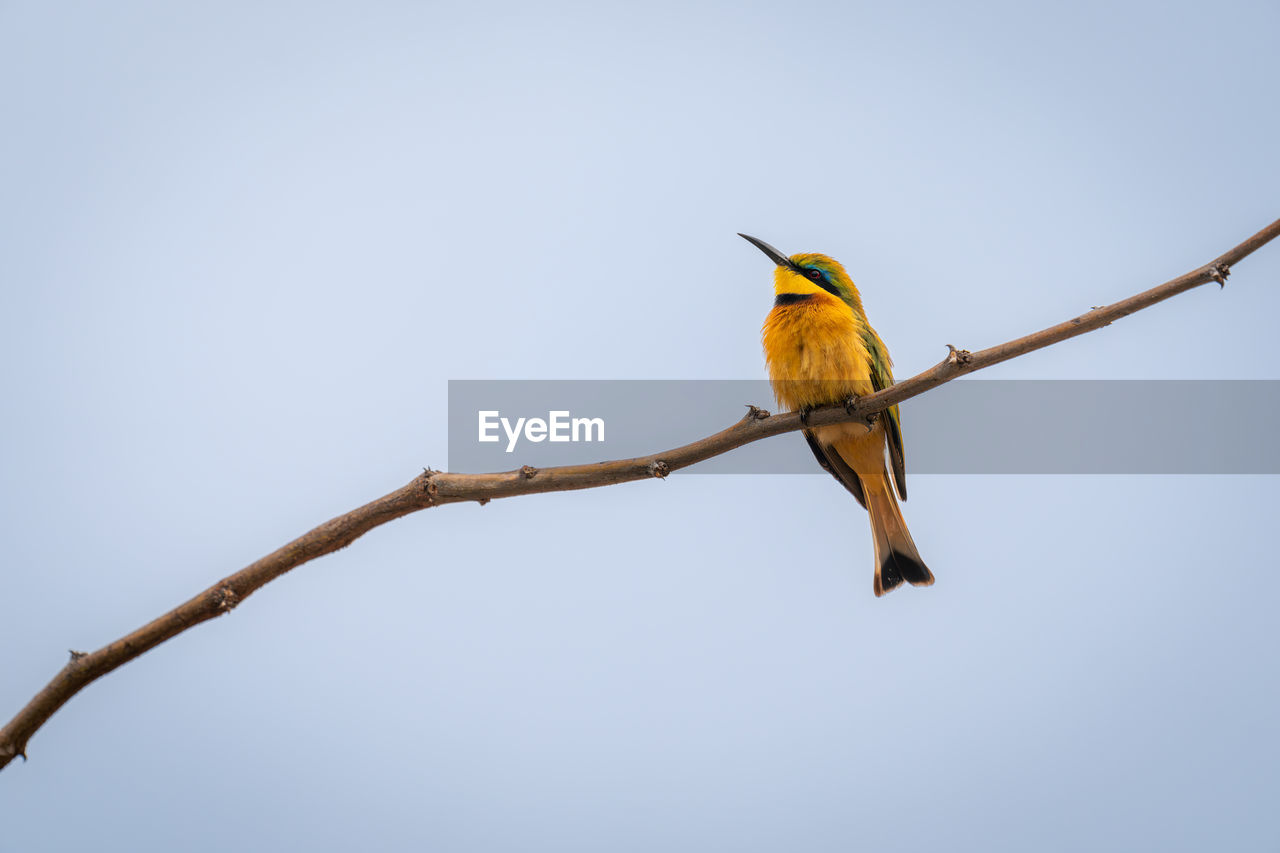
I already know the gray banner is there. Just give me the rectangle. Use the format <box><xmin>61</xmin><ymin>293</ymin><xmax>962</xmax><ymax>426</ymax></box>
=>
<box><xmin>447</xmin><ymin>380</ymin><xmax>1280</xmax><ymax>474</ymax></box>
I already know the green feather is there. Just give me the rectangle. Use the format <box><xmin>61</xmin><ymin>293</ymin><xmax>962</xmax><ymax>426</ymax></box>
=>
<box><xmin>862</xmin><ymin>326</ymin><xmax>908</xmax><ymax>500</ymax></box>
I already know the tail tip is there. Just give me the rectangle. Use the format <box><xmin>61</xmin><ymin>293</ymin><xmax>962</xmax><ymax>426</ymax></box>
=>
<box><xmin>874</xmin><ymin>550</ymin><xmax>934</xmax><ymax>597</ymax></box>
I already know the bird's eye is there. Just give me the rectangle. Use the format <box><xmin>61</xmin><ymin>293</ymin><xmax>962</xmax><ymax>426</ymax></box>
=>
<box><xmin>807</xmin><ymin>269</ymin><xmax>823</xmax><ymax>281</ymax></box>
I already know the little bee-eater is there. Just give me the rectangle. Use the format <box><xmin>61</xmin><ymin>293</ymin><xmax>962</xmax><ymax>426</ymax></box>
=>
<box><xmin>742</xmin><ymin>233</ymin><xmax>934</xmax><ymax>597</ymax></box>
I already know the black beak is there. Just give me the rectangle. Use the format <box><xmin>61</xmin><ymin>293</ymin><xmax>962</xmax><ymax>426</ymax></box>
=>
<box><xmin>738</xmin><ymin>233</ymin><xmax>795</xmax><ymax>270</ymax></box>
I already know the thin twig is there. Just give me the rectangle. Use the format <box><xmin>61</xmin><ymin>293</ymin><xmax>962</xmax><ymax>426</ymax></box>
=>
<box><xmin>2</xmin><ymin>217</ymin><xmax>1278</xmax><ymax>771</ymax></box>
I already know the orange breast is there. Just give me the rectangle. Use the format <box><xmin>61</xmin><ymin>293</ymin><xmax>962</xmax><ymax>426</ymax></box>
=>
<box><xmin>762</xmin><ymin>293</ymin><xmax>874</xmax><ymax>412</ymax></box>
<box><xmin>757</xmin><ymin>294</ymin><xmax>880</xmax><ymax>409</ymax></box>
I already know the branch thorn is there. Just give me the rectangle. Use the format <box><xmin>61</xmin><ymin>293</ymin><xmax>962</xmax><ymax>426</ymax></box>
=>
<box><xmin>422</xmin><ymin>475</ymin><xmax>440</xmax><ymax>504</ymax></box>
<box><xmin>520</xmin><ymin>465</ymin><xmax>538</xmax><ymax>479</ymax></box>
<box><xmin>1209</xmin><ymin>262</ymin><xmax>1230</xmax><ymax>288</ymax></box>
<box><xmin>215</xmin><ymin>586</ymin><xmax>239</xmax><ymax>613</ymax></box>
<box><xmin>649</xmin><ymin>460</ymin><xmax>670</xmax><ymax>479</ymax></box>
<box><xmin>744</xmin><ymin>404</ymin><xmax>771</xmax><ymax>420</ymax></box>
<box><xmin>68</xmin><ymin>649</ymin><xmax>87</xmax><ymax>662</ymax></box>
<box><xmin>945</xmin><ymin>344</ymin><xmax>972</xmax><ymax>365</ymax></box>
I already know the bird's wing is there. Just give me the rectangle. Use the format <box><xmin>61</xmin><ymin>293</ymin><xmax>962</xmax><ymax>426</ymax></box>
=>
<box><xmin>863</xmin><ymin>328</ymin><xmax>907</xmax><ymax>500</ymax></box>
<box><xmin>803</xmin><ymin>429</ymin><xmax>867</xmax><ymax>509</ymax></box>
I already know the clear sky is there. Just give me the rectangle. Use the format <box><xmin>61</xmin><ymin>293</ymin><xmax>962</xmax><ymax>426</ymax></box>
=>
<box><xmin>2</xmin><ymin>1</ymin><xmax>1278</xmax><ymax>850</ymax></box>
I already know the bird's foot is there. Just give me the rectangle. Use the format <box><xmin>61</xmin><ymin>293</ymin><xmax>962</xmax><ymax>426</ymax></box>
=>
<box><xmin>843</xmin><ymin>395</ymin><xmax>860</xmax><ymax>415</ymax></box>
<box><xmin>798</xmin><ymin>406</ymin><xmax>814</xmax><ymax>425</ymax></box>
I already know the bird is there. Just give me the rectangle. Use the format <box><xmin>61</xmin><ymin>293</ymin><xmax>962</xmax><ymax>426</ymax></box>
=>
<box><xmin>741</xmin><ymin>233</ymin><xmax>934</xmax><ymax>597</ymax></box>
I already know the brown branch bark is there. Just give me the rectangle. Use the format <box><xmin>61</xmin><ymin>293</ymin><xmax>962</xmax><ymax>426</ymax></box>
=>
<box><xmin>3</xmin><ymin>217</ymin><xmax>1278</xmax><ymax>771</ymax></box>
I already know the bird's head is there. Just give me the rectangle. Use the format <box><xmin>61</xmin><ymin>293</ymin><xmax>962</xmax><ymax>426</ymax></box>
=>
<box><xmin>738</xmin><ymin>233</ymin><xmax>863</xmax><ymax>311</ymax></box>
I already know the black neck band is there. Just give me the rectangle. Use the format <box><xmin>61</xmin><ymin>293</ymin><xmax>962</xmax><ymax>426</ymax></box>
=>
<box><xmin>774</xmin><ymin>293</ymin><xmax>817</xmax><ymax>306</ymax></box>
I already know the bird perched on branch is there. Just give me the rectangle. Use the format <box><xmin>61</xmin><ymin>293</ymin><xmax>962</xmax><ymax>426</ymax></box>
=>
<box><xmin>741</xmin><ymin>233</ymin><xmax>934</xmax><ymax>597</ymax></box>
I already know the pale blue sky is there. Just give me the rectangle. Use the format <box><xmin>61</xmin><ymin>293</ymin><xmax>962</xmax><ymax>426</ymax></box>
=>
<box><xmin>2</xmin><ymin>1</ymin><xmax>1278</xmax><ymax>850</ymax></box>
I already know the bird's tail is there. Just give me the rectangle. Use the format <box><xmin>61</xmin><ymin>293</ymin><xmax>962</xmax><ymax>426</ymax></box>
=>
<box><xmin>863</xmin><ymin>472</ymin><xmax>934</xmax><ymax>597</ymax></box>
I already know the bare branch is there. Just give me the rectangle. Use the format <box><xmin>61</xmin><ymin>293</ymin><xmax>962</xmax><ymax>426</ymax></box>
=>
<box><xmin>3</xmin><ymin>217</ymin><xmax>1278</xmax><ymax>771</ymax></box>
